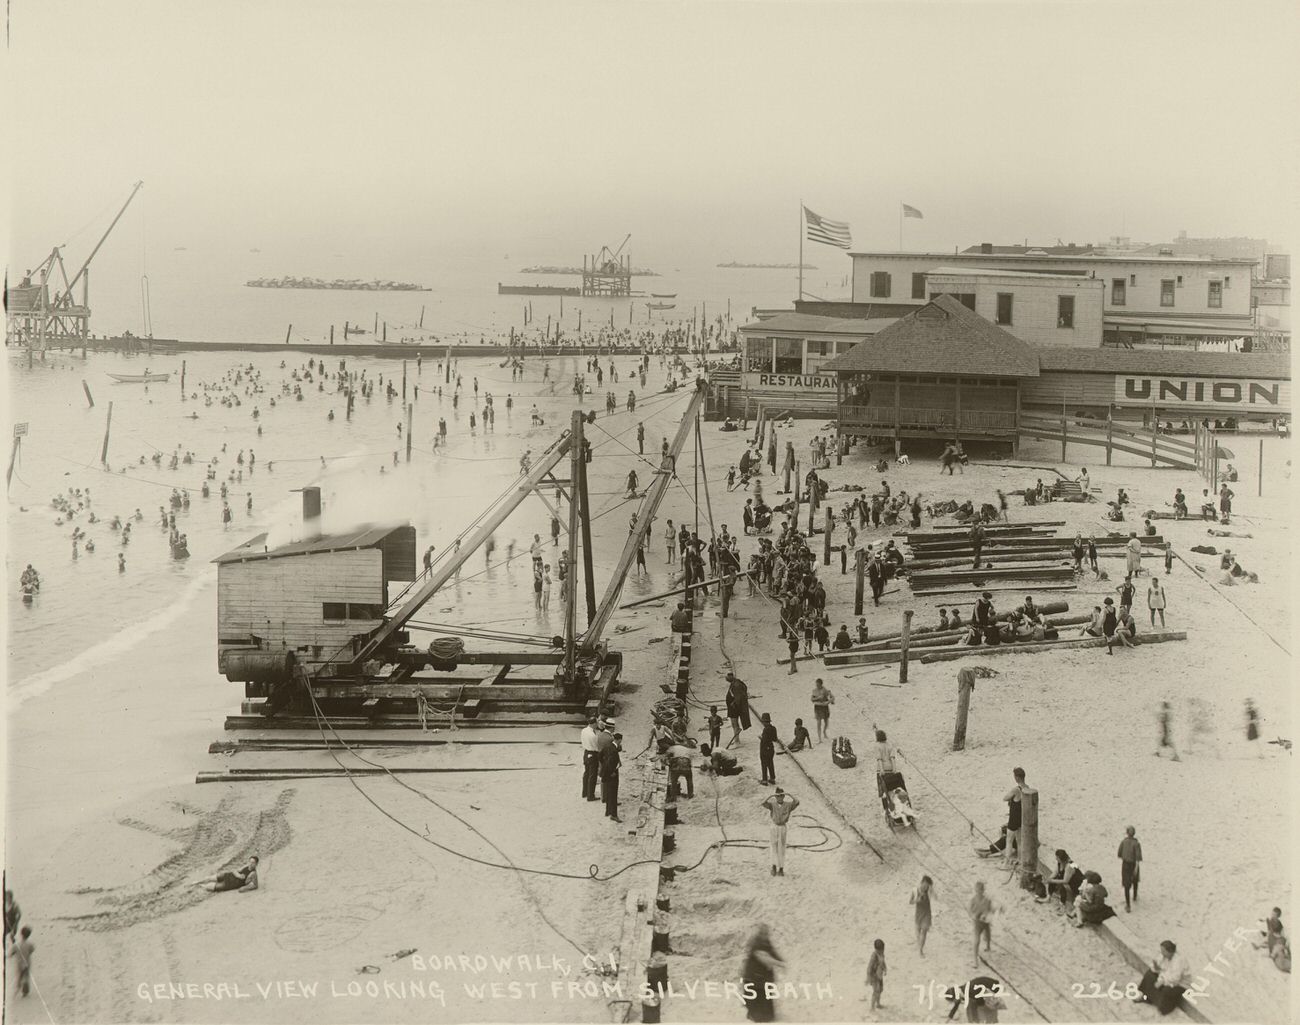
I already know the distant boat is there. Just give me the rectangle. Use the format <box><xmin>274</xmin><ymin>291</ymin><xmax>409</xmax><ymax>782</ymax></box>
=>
<box><xmin>108</xmin><ymin>372</ymin><xmax>170</xmax><ymax>384</ymax></box>
<box><xmin>646</xmin><ymin>302</ymin><xmax>675</xmax><ymax>311</ymax></box>
<box><xmin>651</xmin><ymin>292</ymin><xmax>677</xmax><ymax>298</ymax></box>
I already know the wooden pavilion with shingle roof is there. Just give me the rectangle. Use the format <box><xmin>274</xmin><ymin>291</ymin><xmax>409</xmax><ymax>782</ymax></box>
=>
<box><xmin>821</xmin><ymin>294</ymin><xmax>1041</xmax><ymax>454</ymax></box>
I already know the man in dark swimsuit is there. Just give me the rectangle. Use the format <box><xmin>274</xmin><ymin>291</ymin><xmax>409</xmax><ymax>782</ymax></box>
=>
<box><xmin>196</xmin><ymin>856</ymin><xmax>259</xmax><ymax>893</ymax></box>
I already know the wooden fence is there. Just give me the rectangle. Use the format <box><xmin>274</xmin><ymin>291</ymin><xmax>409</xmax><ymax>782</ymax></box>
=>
<box><xmin>1017</xmin><ymin>411</ymin><xmax>1196</xmax><ymax>470</ymax></box>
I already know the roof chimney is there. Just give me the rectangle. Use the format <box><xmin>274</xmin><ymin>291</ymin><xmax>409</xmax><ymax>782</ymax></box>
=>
<box><xmin>980</xmin><ymin>242</ymin><xmax>993</xmax><ymax>254</ymax></box>
<box><xmin>302</xmin><ymin>486</ymin><xmax>322</xmax><ymax>541</ymax></box>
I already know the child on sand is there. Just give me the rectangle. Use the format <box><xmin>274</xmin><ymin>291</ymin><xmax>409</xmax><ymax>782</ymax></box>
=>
<box><xmin>866</xmin><ymin>938</ymin><xmax>886</xmax><ymax>1009</ymax></box>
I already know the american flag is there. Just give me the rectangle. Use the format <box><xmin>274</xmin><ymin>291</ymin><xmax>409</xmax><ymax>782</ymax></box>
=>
<box><xmin>902</xmin><ymin>203</ymin><xmax>924</xmax><ymax>219</ymax></box>
<box><xmin>803</xmin><ymin>206</ymin><xmax>852</xmax><ymax>249</ymax></box>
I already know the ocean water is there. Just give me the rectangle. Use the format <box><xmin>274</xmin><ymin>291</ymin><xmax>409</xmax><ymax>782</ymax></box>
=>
<box><xmin>6</xmin><ymin>250</ymin><xmax>848</xmax><ymax>694</ymax></box>
<box><xmin>75</xmin><ymin>246</ymin><xmax>849</xmax><ymax>345</ymax></box>
<box><xmin>3</xmin><ymin>343</ymin><xmax>740</xmax><ymax>695</ymax></box>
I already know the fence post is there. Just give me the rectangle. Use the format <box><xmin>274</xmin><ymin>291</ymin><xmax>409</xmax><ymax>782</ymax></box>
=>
<box><xmin>1060</xmin><ymin>411</ymin><xmax>1067</xmax><ymax>462</ymax></box>
<box><xmin>1258</xmin><ymin>437</ymin><xmax>1264</xmax><ymax>497</ymax></box>
<box><xmin>1151</xmin><ymin>421</ymin><xmax>1158</xmax><ymax>468</ymax></box>
<box><xmin>1105</xmin><ymin>411</ymin><xmax>1113</xmax><ymax>466</ymax></box>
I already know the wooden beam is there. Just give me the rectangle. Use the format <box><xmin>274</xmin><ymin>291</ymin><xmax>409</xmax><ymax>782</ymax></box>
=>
<box><xmin>919</xmin><ymin>630</ymin><xmax>1188</xmax><ymax>664</ymax></box>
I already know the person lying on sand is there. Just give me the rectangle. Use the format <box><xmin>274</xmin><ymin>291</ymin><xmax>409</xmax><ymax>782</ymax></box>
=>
<box><xmin>195</xmin><ymin>856</ymin><xmax>259</xmax><ymax>893</ymax></box>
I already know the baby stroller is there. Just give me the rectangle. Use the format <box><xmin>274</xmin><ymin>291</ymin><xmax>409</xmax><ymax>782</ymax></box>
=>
<box><xmin>878</xmin><ymin>770</ymin><xmax>918</xmax><ymax>830</ymax></box>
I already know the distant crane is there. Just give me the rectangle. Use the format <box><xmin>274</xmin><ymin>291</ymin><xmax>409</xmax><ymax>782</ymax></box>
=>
<box><xmin>582</xmin><ymin>234</ymin><xmax>633</xmax><ymax>297</ymax></box>
<box><xmin>6</xmin><ymin>180</ymin><xmax>144</xmax><ymax>356</ymax></box>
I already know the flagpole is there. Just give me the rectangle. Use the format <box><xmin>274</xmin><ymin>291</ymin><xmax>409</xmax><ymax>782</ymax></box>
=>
<box><xmin>899</xmin><ymin>202</ymin><xmax>903</xmax><ymax>250</ymax></box>
<box><xmin>799</xmin><ymin>200</ymin><xmax>804</xmax><ymax>302</ymax></box>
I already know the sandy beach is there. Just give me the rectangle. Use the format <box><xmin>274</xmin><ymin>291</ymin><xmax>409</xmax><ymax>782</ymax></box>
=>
<box><xmin>5</xmin><ymin>397</ymin><xmax>1293</xmax><ymax>1023</ymax></box>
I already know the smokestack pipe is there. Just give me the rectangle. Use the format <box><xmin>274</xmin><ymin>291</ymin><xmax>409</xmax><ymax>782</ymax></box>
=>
<box><xmin>303</xmin><ymin>486</ymin><xmax>322</xmax><ymax>541</ymax></box>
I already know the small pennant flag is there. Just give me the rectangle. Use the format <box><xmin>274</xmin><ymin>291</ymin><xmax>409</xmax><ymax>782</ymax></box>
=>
<box><xmin>902</xmin><ymin>203</ymin><xmax>924</xmax><ymax>219</ymax></box>
<box><xmin>804</xmin><ymin>206</ymin><xmax>853</xmax><ymax>249</ymax></box>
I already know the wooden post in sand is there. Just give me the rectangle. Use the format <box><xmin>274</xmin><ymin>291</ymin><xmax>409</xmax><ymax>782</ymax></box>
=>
<box><xmin>899</xmin><ymin>609</ymin><xmax>914</xmax><ymax>683</ymax></box>
<box><xmin>330</xmin><ymin>325</ymin><xmax>335</xmax><ymax>345</ymax></box>
<box><xmin>953</xmin><ymin>667</ymin><xmax>975</xmax><ymax>751</ymax></box>
<box><xmin>180</xmin><ymin>360</ymin><xmax>185</xmax><ymax>399</ymax></box>
<box><xmin>405</xmin><ymin>404</ymin><xmax>413</xmax><ymax>463</ymax></box>
<box><xmin>1258</xmin><ymin>437</ymin><xmax>1264</xmax><ymax>497</ymax></box>
<box><xmin>285</xmin><ymin>324</ymin><xmax>292</xmax><ymax>345</ymax></box>
<box><xmin>823</xmin><ymin>508</ymin><xmax>833</xmax><ymax>565</ymax></box>
<box><xmin>402</xmin><ymin>360</ymin><xmax>407</xmax><ymax>400</ymax></box>
<box><xmin>1018</xmin><ymin>787</ymin><xmax>1039</xmax><ymax>888</ymax></box>
<box><xmin>82</xmin><ymin>381</ymin><xmax>95</xmax><ymax>408</ymax></box>
<box><xmin>793</xmin><ymin>460</ymin><xmax>801</xmax><ymax>507</ymax></box>
<box><xmin>855</xmin><ymin>549</ymin><xmax>866</xmax><ymax>616</ymax></box>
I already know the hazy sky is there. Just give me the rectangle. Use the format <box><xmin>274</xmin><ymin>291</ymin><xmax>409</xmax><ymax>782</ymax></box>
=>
<box><xmin>7</xmin><ymin>0</ymin><xmax>1299</xmax><ymax>269</ymax></box>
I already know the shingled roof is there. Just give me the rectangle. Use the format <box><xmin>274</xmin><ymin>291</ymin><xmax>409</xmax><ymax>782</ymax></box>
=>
<box><xmin>1036</xmin><ymin>348</ymin><xmax>1292</xmax><ymax>379</ymax></box>
<box><xmin>821</xmin><ymin>294</ymin><xmax>1040</xmax><ymax>378</ymax></box>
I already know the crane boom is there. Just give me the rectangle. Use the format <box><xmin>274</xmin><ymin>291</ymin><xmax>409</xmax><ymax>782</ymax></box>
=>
<box><xmin>611</xmin><ymin>233</ymin><xmax>631</xmax><ymax>260</ymax></box>
<box><xmin>354</xmin><ymin>430</ymin><xmax>573</xmax><ymax>663</ymax></box>
<box><xmin>63</xmin><ymin>181</ymin><xmax>144</xmax><ymax>299</ymax></box>
<box><xmin>580</xmin><ymin>381</ymin><xmax>707</xmax><ymax>650</ymax></box>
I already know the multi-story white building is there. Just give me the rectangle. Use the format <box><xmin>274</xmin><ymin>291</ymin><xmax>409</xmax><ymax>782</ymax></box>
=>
<box><xmin>923</xmin><ymin>267</ymin><xmax>1104</xmax><ymax>347</ymax></box>
<box><xmin>848</xmin><ymin>246</ymin><xmax>1257</xmax><ymax>347</ymax></box>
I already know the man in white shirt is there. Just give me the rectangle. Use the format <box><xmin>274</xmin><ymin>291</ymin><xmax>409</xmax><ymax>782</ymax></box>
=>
<box><xmin>580</xmin><ymin>718</ymin><xmax>603</xmax><ymax>802</ymax></box>
<box><xmin>761</xmin><ymin>788</ymin><xmax>800</xmax><ymax>877</ymax></box>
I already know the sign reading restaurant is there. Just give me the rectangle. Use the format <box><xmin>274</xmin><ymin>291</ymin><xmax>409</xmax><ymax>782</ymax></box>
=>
<box><xmin>749</xmin><ymin>372</ymin><xmax>837</xmax><ymax>390</ymax></box>
<box><xmin>1115</xmin><ymin>376</ymin><xmax>1289</xmax><ymax>409</ymax></box>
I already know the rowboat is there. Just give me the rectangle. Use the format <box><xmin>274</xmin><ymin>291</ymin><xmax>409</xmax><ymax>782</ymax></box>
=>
<box><xmin>651</xmin><ymin>292</ymin><xmax>677</xmax><ymax>299</ymax></box>
<box><xmin>646</xmin><ymin>302</ymin><xmax>675</xmax><ymax>311</ymax></box>
<box><xmin>108</xmin><ymin>372</ymin><xmax>171</xmax><ymax>384</ymax></box>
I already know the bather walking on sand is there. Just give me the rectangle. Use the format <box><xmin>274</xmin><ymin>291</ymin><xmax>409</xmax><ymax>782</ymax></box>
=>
<box><xmin>195</xmin><ymin>856</ymin><xmax>259</xmax><ymax>893</ymax></box>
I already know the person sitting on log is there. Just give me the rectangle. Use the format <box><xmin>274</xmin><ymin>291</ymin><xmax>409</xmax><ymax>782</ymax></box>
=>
<box><xmin>1039</xmin><ymin>849</ymin><xmax>1085</xmax><ymax>908</ymax></box>
<box><xmin>950</xmin><ymin>607</ymin><xmax>963</xmax><ymax>631</ymax></box>
<box><xmin>1082</xmin><ymin>605</ymin><xmax>1105</xmax><ymax>638</ymax></box>
<box><xmin>1133</xmin><ymin>940</ymin><xmax>1191</xmax><ymax>1015</ymax></box>
<box><xmin>1172</xmin><ymin>489</ymin><xmax>1188</xmax><ymax>519</ymax></box>
<box><xmin>1070</xmin><ymin>871</ymin><xmax>1116</xmax><ymax>927</ymax></box>
<box><xmin>939</xmin><ymin>608</ymin><xmax>951</xmax><ymax>631</ymax></box>
<box><xmin>1108</xmin><ymin>606</ymin><xmax>1137</xmax><ymax>654</ymax></box>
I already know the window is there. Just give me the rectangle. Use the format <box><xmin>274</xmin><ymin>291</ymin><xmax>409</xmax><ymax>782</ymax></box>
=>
<box><xmin>1057</xmin><ymin>295</ymin><xmax>1075</xmax><ymax>328</ymax></box>
<box><xmin>1160</xmin><ymin>280</ymin><xmax>1176</xmax><ymax>307</ymax></box>
<box><xmin>1111</xmin><ymin>278</ymin><xmax>1127</xmax><ymax>306</ymax></box>
<box><xmin>1225</xmin><ymin>276</ymin><xmax>1231</xmax><ymax>288</ymax></box>
<box><xmin>1176</xmin><ymin>275</ymin><xmax>1183</xmax><ymax>286</ymax></box>
<box><xmin>322</xmin><ymin>602</ymin><xmax>383</xmax><ymax>621</ymax></box>
<box><xmin>745</xmin><ymin>336</ymin><xmax>772</xmax><ymax>372</ymax></box>
<box><xmin>773</xmin><ymin>337</ymin><xmax>803</xmax><ymax>374</ymax></box>
<box><xmin>911</xmin><ymin>272</ymin><xmax>927</xmax><ymax>299</ymax></box>
<box><xmin>1130</xmin><ymin>274</ymin><xmax>1137</xmax><ymax>286</ymax></box>
<box><xmin>870</xmin><ymin>271</ymin><xmax>892</xmax><ymax>298</ymax></box>
<box><xmin>805</xmin><ymin>339</ymin><xmax>834</xmax><ymax>373</ymax></box>
<box><xmin>1208</xmin><ymin>281</ymin><xmax>1223</xmax><ymax>308</ymax></box>
<box><xmin>995</xmin><ymin>293</ymin><xmax>1013</xmax><ymax>325</ymax></box>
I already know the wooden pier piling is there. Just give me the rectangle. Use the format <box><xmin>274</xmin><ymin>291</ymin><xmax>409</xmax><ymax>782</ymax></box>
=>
<box><xmin>100</xmin><ymin>401</ymin><xmax>113</xmax><ymax>466</ymax></box>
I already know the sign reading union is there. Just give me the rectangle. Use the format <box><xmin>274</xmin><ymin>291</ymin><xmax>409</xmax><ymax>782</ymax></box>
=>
<box><xmin>751</xmin><ymin>372</ymin><xmax>837</xmax><ymax>390</ymax></box>
<box><xmin>1116</xmin><ymin>376</ymin><xmax>1290</xmax><ymax>410</ymax></box>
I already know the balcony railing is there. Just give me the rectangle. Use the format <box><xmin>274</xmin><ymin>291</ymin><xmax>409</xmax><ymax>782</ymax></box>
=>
<box><xmin>839</xmin><ymin>404</ymin><xmax>1016</xmax><ymax>431</ymax></box>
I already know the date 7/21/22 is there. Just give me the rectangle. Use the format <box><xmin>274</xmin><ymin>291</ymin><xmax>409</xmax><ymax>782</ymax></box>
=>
<box><xmin>912</xmin><ymin>981</ymin><xmax>1007</xmax><ymax>1011</ymax></box>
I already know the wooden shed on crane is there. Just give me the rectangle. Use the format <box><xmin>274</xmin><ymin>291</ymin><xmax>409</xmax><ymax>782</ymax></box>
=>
<box><xmin>214</xmin><ymin>513</ymin><xmax>417</xmax><ymax>681</ymax></box>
